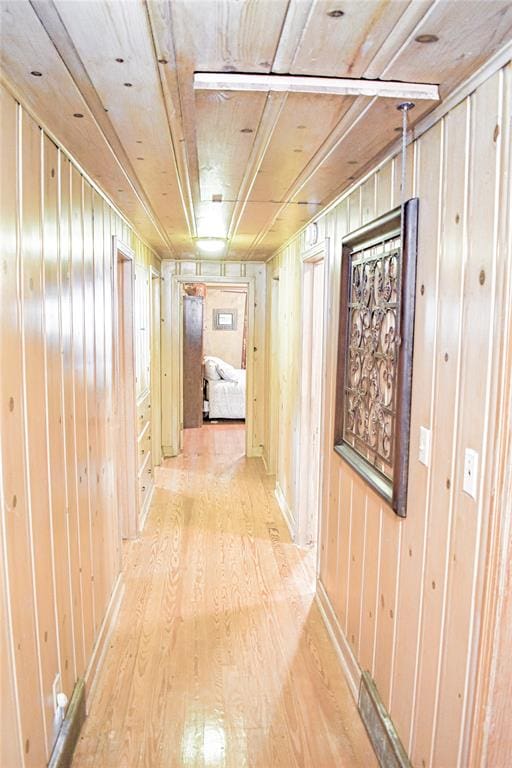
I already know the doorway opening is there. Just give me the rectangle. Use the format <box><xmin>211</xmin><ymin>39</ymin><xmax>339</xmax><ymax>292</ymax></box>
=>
<box><xmin>181</xmin><ymin>281</ymin><xmax>249</xmax><ymax>446</ymax></box>
<box><xmin>297</xmin><ymin>246</ymin><xmax>326</xmax><ymax>554</ymax></box>
<box><xmin>112</xmin><ymin>237</ymin><xmax>138</xmax><ymax>539</ymax></box>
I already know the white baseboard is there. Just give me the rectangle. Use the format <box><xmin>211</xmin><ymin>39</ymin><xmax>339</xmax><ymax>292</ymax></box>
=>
<box><xmin>261</xmin><ymin>452</ymin><xmax>276</xmax><ymax>475</ymax></box>
<box><xmin>83</xmin><ymin>572</ymin><xmax>125</xmax><ymax>710</ymax></box>
<box><xmin>315</xmin><ymin>578</ymin><xmax>361</xmax><ymax>703</ymax></box>
<box><xmin>274</xmin><ymin>482</ymin><xmax>295</xmax><ymax>542</ymax></box>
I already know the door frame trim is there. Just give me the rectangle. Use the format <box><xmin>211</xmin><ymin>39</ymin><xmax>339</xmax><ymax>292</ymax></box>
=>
<box><xmin>112</xmin><ymin>236</ymin><xmax>139</xmax><ymax>539</ymax></box>
<box><xmin>296</xmin><ymin>239</ymin><xmax>329</xmax><ymax>554</ymax></box>
<box><xmin>165</xmin><ymin>274</ymin><xmax>257</xmax><ymax>458</ymax></box>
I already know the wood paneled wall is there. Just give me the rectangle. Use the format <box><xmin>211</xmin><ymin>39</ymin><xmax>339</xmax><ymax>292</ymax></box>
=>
<box><xmin>265</xmin><ymin>64</ymin><xmax>512</xmax><ymax>766</ymax></box>
<box><xmin>0</xmin><ymin>83</ymin><xmax>159</xmax><ymax>767</ymax></box>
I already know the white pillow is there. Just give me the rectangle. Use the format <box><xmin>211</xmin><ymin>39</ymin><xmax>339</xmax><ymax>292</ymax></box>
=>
<box><xmin>203</xmin><ymin>357</ymin><xmax>221</xmax><ymax>380</ymax></box>
<box><xmin>217</xmin><ymin>361</ymin><xmax>240</xmax><ymax>382</ymax></box>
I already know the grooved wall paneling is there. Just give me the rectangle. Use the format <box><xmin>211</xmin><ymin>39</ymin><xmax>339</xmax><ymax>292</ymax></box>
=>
<box><xmin>0</xmin><ymin>83</ymin><xmax>159</xmax><ymax>766</ymax></box>
<box><xmin>265</xmin><ymin>64</ymin><xmax>512</xmax><ymax>767</ymax></box>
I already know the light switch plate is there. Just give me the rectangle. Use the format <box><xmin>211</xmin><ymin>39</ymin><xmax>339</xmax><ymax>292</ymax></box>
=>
<box><xmin>419</xmin><ymin>426</ymin><xmax>431</xmax><ymax>466</ymax></box>
<box><xmin>463</xmin><ymin>448</ymin><xmax>479</xmax><ymax>499</ymax></box>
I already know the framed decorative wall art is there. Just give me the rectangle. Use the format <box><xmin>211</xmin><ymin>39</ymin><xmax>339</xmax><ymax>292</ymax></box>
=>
<box><xmin>213</xmin><ymin>308</ymin><xmax>237</xmax><ymax>331</ymax></box>
<box><xmin>334</xmin><ymin>199</ymin><xmax>419</xmax><ymax>517</ymax></box>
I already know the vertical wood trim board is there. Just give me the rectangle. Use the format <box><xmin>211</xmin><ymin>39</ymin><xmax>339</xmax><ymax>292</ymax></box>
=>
<box><xmin>0</xmin><ymin>83</ymin><xmax>159</xmax><ymax>766</ymax></box>
<box><xmin>265</xmin><ymin>63</ymin><xmax>512</xmax><ymax>767</ymax></box>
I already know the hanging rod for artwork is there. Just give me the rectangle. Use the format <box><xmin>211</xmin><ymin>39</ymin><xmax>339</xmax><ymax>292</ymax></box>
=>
<box><xmin>193</xmin><ymin>72</ymin><xmax>440</xmax><ymax>101</ymax></box>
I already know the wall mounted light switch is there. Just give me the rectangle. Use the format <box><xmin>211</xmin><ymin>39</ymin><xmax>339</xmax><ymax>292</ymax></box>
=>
<box><xmin>419</xmin><ymin>426</ymin><xmax>431</xmax><ymax>466</ymax></box>
<box><xmin>463</xmin><ymin>448</ymin><xmax>479</xmax><ymax>499</ymax></box>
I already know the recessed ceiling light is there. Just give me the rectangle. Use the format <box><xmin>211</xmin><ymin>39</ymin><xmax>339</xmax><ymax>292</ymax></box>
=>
<box><xmin>124</xmin><ymin>82</ymin><xmax>133</xmax><ymax>87</ymax></box>
<box><xmin>293</xmin><ymin>148</ymin><xmax>303</xmax><ymax>153</ymax></box>
<box><xmin>415</xmin><ymin>33</ymin><xmax>439</xmax><ymax>43</ymax></box>
<box><xmin>30</xmin><ymin>70</ymin><xmax>42</xmax><ymax>77</ymax></box>
<box><xmin>115</xmin><ymin>57</ymin><xmax>124</xmax><ymax>63</ymax></box>
<box><xmin>327</xmin><ymin>9</ymin><xmax>344</xmax><ymax>18</ymax></box>
<box><xmin>136</xmin><ymin>157</ymin><xmax>144</xmax><ymax>160</ymax></box>
<box><xmin>348</xmin><ymin>160</ymin><xmax>358</xmax><ymax>165</ymax></box>
<box><xmin>158</xmin><ymin>58</ymin><xmax>168</xmax><ymax>64</ymax></box>
<box><xmin>136</xmin><ymin>140</ymin><xmax>142</xmax><ymax>144</ymax></box>
<box><xmin>73</xmin><ymin>113</ymin><xmax>84</xmax><ymax>118</ymax></box>
<box><xmin>240</xmin><ymin>128</ymin><xmax>253</xmax><ymax>133</ymax></box>
<box><xmin>195</xmin><ymin>237</ymin><xmax>227</xmax><ymax>254</ymax></box>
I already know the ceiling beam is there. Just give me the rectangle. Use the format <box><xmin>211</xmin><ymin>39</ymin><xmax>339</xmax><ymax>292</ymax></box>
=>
<box><xmin>193</xmin><ymin>73</ymin><xmax>440</xmax><ymax>101</ymax></box>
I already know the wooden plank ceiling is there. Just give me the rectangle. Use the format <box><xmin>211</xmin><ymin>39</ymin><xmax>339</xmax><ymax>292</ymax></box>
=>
<box><xmin>1</xmin><ymin>0</ymin><xmax>511</xmax><ymax>260</ymax></box>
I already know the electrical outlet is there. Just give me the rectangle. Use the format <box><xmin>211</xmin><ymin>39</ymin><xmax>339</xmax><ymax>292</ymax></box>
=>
<box><xmin>463</xmin><ymin>448</ymin><xmax>479</xmax><ymax>499</ymax></box>
<box><xmin>419</xmin><ymin>426</ymin><xmax>431</xmax><ymax>466</ymax></box>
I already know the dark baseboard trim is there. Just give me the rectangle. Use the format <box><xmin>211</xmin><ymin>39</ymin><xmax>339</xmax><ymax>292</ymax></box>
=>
<box><xmin>47</xmin><ymin>678</ymin><xmax>86</xmax><ymax>768</ymax></box>
<box><xmin>358</xmin><ymin>671</ymin><xmax>411</xmax><ymax>768</ymax></box>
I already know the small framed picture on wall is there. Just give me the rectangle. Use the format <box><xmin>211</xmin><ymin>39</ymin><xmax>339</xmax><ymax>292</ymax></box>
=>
<box><xmin>213</xmin><ymin>309</ymin><xmax>237</xmax><ymax>331</ymax></box>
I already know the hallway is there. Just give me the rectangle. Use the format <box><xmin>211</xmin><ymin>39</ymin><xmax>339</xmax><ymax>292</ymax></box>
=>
<box><xmin>71</xmin><ymin>425</ymin><xmax>376</xmax><ymax>767</ymax></box>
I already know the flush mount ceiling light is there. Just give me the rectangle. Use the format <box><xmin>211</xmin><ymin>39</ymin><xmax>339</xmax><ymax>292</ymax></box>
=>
<box><xmin>195</xmin><ymin>237</ymin><xmax>227</xmax><ymax>254</ymax></box>
<box><xmin>327</xmin><ymin>9</ymin><xmax>345</xmax><ymax>17</ymax></box>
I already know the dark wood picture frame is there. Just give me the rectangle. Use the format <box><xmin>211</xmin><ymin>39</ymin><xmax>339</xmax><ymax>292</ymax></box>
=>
<box><xmin>334</xmin><ymin>198</ymin><xmax>419</xmax><ymax>517</ymax></box>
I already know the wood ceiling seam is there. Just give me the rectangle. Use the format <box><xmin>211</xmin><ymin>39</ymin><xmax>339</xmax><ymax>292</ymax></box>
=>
<box><xmin>226</xmin><ymin>91</ymin><xmax>288</xmax><ymax>255</ymax></box>
<box><xmin>369</xmin><ymin>0</ymin><xmax>441</xmax><ymax>81</ymax></box>
<box><xmin>246</xmin><ymin>94</ymin><xmax>377</xmax><ymax>256</ymax></box>
<box><xmin>145</xmin><ymin>0</ymin><xmax>196</xmax><ymax>240</ymax></box>
<box><xmin>166</xmin><ymin>0</ymin><xmax>202</xmax><ymax>238</ymax></box>
<box><xmin>362</xmin><ymin>0</ymin><xmax>438</xmax><ymax>80</ymax></box>
<box><xmin>28</xmin><ymin>0</ymin><xmax>175</xmax><ymax>257</ymax></box>
<box><xmin>270</xmin><ymin>0</ymin><xmax>314</xmax><ymax>74</ymax></box>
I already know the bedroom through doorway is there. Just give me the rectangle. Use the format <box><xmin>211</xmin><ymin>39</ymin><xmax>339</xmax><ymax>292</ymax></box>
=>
<box><xmin>182</xmin><ymin>281</ymin><xmax>249</xmax><ymax>444</ymax></box>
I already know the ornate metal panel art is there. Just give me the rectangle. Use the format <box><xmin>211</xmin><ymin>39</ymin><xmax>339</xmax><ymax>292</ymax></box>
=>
<box><xmin>334</xmin><ymin>200</ymin><xmax>419</xmax><ymax>517</ymax></box>
<box><xmin>344</xmin><ymin>235</ymin><xmax>401</xmax><ymax>480</ymax></box>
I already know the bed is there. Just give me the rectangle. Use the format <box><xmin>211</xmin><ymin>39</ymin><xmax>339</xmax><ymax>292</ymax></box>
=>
<box><xmin>203</xmin><ymin>356</ymin><xmax>246</xmax><ymax>420</ymax></box>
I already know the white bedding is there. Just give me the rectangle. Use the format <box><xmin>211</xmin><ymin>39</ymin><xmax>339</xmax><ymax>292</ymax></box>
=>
<box><xmin>206</xmin><ymin>370</ymin><xmax>246</xmax><ymax>419</ymax></box>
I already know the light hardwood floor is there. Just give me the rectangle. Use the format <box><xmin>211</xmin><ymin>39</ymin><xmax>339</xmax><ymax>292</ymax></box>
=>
<box><xmin>72</xmin><ymin>424</ymin><xmax>377</xmax><ymax>767</ymax></box>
